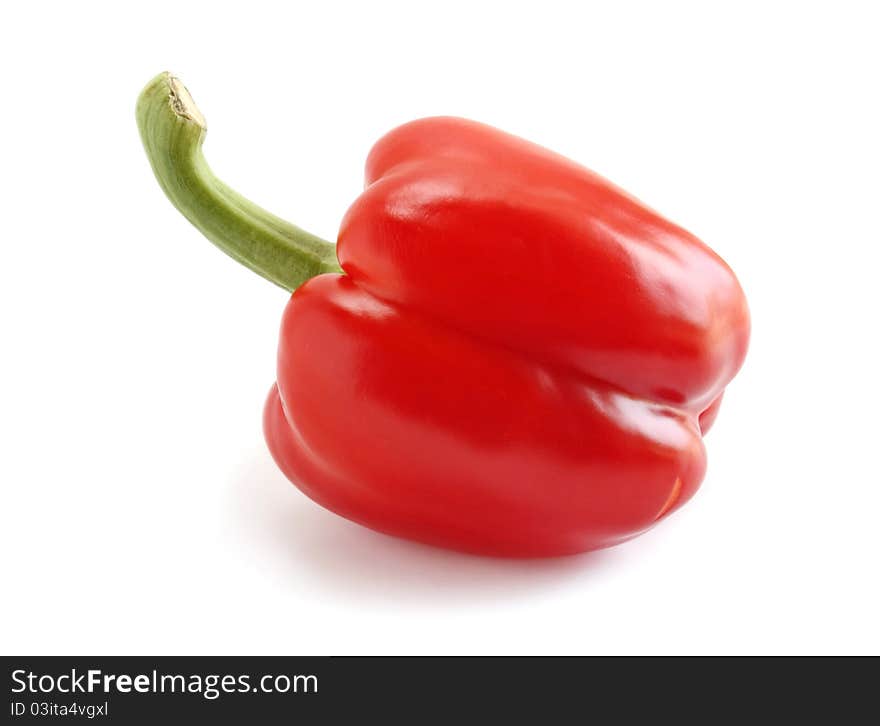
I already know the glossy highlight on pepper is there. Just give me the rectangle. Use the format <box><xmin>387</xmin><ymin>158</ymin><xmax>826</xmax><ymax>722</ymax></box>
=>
<box><xmin>137</xmin><ymin>72</ymin><xmax>749</xmax><ymax>557</ymax></box>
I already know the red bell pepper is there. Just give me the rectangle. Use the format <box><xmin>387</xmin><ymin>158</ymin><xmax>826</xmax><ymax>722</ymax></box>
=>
<box><xmin>138</xmin><ymin>73</ymin><xmax>749</xmax><ymax>557</ymax></box>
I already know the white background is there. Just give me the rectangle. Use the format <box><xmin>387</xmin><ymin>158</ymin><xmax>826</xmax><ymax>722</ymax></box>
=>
<box><xmin>2</xmin><ymin>1</ymin><xmax>878</xmax><ymax>655</ymax></box>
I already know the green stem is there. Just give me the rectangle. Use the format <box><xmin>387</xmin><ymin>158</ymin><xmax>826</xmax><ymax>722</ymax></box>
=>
<box><xmin>136</xmin><ymin>72</ymin><xmax>341</xmax><ymax>292</ymax></box>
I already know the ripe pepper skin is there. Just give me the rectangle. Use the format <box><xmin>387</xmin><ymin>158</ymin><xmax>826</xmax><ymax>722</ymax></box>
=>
<box><xmin>264</xmin><ymin>118</ymin><xmax>749</xmax><ymax>557</ymax></box>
